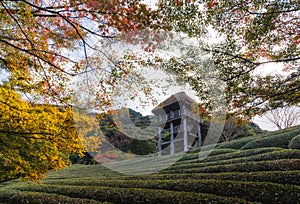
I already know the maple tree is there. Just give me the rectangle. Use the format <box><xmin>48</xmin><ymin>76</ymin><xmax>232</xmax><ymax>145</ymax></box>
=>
<box><xmin>157</xmin><ymin>0</ymin><xmax>300</xmax><ymax>117</ymax></box>
<box><xmin>0</xmin><ymin>0</ymin><xmax>161</xmax><ymax>102</ymax></box>
<box><xmin>0</xmin><ymin>87</ymin><xmax>100</xmax><ymax>181</ymax></box>
<box><xmin>0</xmin><ymin>0</ymin><xmax>161</xmax><ymax>181</ymax></box>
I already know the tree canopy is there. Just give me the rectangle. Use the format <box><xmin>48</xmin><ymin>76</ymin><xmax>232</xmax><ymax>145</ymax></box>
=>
<box><xmin>0</xmin><ymin>87</ymin><xmax>80</xmax><ymax>181</ymax></box>
<box><xmin>0</xmin><ymin>0</ymin><xmax>159</xmax><ymax>181</ymax></box>
<box><xmin>157</xmin><ymin>0</ymin><xmax>300</xmax><ymax>116</ymax></box>
<box><xmin>0</xmin><ymin>0</ymin><xmax>161</xmax><ymax>102</ymax></box>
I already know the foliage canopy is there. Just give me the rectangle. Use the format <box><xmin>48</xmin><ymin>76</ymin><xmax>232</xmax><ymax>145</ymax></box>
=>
<box><xmin>158</xmin><ymin>0</ymin><xmax>300</xmax><ymax>116</ymax></box>
<box><xmin>0</xmin><ymin>0</ymin><xmax>158</xmax><ymax>181</ymax></box>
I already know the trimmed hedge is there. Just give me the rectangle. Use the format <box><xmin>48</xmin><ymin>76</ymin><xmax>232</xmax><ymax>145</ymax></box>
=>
<box><xmin>163</xmin><ymin>159</ymin><xmax>300</xmax><ymax>174</ymax></box>
<box><xmin>178</xmin><ymin>148</ymin><xmax>237</xmax><ymax>162</ymax></box>
<box><xmin>177</xmin><ymin>147</ymin><xmax>283</xmax><ymax>165</ymax></box>
<box><xmin>0</xmin><ymin>189</ymin><xmax>103</xmax><ymax>204</ymax></box>
<box><xmin>188</xmin><ymin>144</ymin><xmax>222</xmax><ymax>153</ymax></box>
<box><xmin>107</xmin><ymin>149</ymin><xmax>238</xmax><ymax>174</ymax></box>
<box><xmin>217</xmin><ymin>136</ymin><xmax>260</xmax><ymax>149</ymax></box>
<box><xmin>19</xmin><ymin>180</ymin><xmax>300</xmax><ymax>204</ymax></box>
<box><xmin>170</xmin><ymin>149</ymin><xmax>300</xmax><ymax>170</ymax></box>
<box><xmin>16</xmin><ymin>185</ymin><xmax>255</xmax><ymax>204</ymax></box>
<box><xmin>113</xmin><ymin>171</ymin><xmax>300</xmax><ymax>186</ymax></box>
<box><xmin>289</xmin><ymin>135</ymin><xmax>300</xmax><ymax>149</ymax></box>
<box><xmin>262</xmin><ymin>125</ymin><xmax>300</xmax><ymax>137</ymax></box>
<box><xmin>78</xmin><ymin>148</ymin><xmax>287</xmax><ymax>175</ymax></box>
<box><xmin>241</xmin><ymin>128</ymin><xmax>300</xmax><ymax>150</ymax></box>
<box><xmin>213</xmin><ymin>126</ymin><xmax>300</xmax><ymax>150</ymax></box>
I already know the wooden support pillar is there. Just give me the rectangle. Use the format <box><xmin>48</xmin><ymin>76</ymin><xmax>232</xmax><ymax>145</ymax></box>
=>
<box><xmin>158</xmin><ymin>126</ymin><xmax>162</xmax><ymax>156</ymax></box>
<box><xmin>183</xmin><ymin>117</ymin><xmax>188</xmax><ymax>152</ymax></box>
<box><xmin>197</xmin><ymin>123</ymin><xmax>202</xmax><ymax>147</ymax></box>
<box><xmin>170</xmin><ymin>122</ymin><xmax>174</xmax><ymax>154</ymax></box>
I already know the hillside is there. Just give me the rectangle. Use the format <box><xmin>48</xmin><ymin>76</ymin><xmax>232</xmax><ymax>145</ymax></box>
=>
<box><xmin>1</xmin><ymin>125</ymin><xmax>300</xmax><ymax>203</ymax></box>
<box><xmin>98</xmin><ymin>108</ymin><xmax>157</xmax><ymax>155</ymax></box>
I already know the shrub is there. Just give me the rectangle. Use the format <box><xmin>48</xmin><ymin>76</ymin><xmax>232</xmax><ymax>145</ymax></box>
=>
<box><xmin>177</xmin><ymin>147</ymin><xmax>282</xmax><ymax>165</ymax></box>
<box><xmin>21</xmin><ymin>179</ymin><xmax>300</xmax><ymax>204</ymax></box>
<box><xmin>119</xmin><ymin>171</ymin><xmax>300</xmax><ymax>186</ymax></box>
<box><xmin>170</xmin><ymin>149</ymin><xmax>300</xmax><ymax>170</ymax></box>
<box><xmin>262</xmin><ymin>125</ymin><xmax>300</xmax><ymax>137</ymax></box>
<box><xmin>178</xmin><ymin>148</ymin><xmax>236</xmax><ymax>162</ymax></box>
<box><xmin>0</xmin><ymin>189</ymin><xmax>103</xmax><ymax>204</ymax></box>
<box><xmin>216</xmin><ymin>136</ymin><xmax>260</xmax><ymax>149</ymax></box>
<box><xmin>163</xmin><ymin>159</ymin><xmax>300</xmax><ymax>174</ymax></box>
<box><xmin>241</xmin><ymin>128</ymin><xmax>300</xmax><ymax>149</ymax></box>
<box><xmin>289</xmin><ymin>135</ymin><xmax>300</xmax><ymax>149</ymax></box>
<box><xmin>16</xmin><ymin>185</ymin><xmax>253</xmax><ymax>204</ymax></box>
<box><xmin>188</xmin><ymin>144</ymin><xmax>219</xmax><ymax>153</ymax></box>
<box><xmin>69</xmin><ymin>153</ymin><xmax>98</xmax><ymax>165</ymax></box>
<box><xmin>217</xmin><ymin>126</ymin><xmax>300</xmax><ymax>150</ymax></box>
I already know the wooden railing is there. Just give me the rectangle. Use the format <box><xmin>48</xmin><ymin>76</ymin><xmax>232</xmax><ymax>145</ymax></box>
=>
<box><xmin>157</xmin><ymin>108</ymin><xmax>201</xmax><ymax>123</ymax></box>
<box><xmin>161</xmin><ymin>125</ymin><xmax>183</xmax><ymax>135</ymax></box>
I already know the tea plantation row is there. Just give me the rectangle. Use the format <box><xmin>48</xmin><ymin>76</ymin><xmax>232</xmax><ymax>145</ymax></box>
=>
<box><xmin>0</xmin><ymin>126</ymin><xmax>299</xmax><ymax>203</ymax></box>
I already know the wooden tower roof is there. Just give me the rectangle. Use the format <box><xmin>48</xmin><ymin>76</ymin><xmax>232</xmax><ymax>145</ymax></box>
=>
<box><xmin>152</xmin><ymin>92</ymin><xmax>197</xmax><ymax>115</ymax></box>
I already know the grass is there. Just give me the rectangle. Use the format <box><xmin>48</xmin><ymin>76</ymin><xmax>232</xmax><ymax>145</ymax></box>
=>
<box><xmin>1</xmin><ymin>126</ymin><xmax>300</xmax><ymax>203</ymax></box>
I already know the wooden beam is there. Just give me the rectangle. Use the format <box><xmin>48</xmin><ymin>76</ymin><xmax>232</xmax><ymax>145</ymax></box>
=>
<box><xmin>170</xmin><ymin>122</ymin><xmax>175</xmax><ymax>154</ymax></box>
<box><xmin>158</xmin><ymin>126</ymin><xmax>162</xmax><ymax>156</ymax></box>
<box><xmin>183</xmin><ymin>116</ymin><xmax>188</xmax><ymax>152</ymax></box>
<box><xmin>197</xmin><ymin>123</ymin><xmax>202</xmax><ymax>147</ymax></box>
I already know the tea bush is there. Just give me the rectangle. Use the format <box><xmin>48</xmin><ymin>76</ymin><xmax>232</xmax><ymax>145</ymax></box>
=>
<box><xmin>16</xmin><ymin>185</ymin><xmax>254</xmax><ymax>204</ymax></box>
<box><xmin>289</xmin><ymin>135</ymin><xmax>300</xmax><ymax>149</ymax></box>
<box><xmin>241</xmin><ymin>128</ymin><xmax>300</xmax><ymax>149</ymax></box>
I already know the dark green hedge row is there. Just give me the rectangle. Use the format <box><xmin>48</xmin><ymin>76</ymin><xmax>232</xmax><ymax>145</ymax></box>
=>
<box><xmin>188</xmin><ymin>144</ymin><xmax>221</xmax><ymax>153</ymax></box>
<box><xmin>163</xmin><ymin>159</ymin><xmax>300</xmax><ymax>174</ymax></box>
<box><xmin>170</xmin><ymin>149</ymin><xmax>300</xmax><ymax>170</ymax></box>
<box><xmin>177</xmin><ymin>147</ymin><xmax>283</xmax><ymax>165</ymax></box>
<box><xmin>104</xmin><ymin>153</ymin><xmax>184</xmax><ymax>173</ymax></box>
<box><xmin>108</xmin><ymin>148</ymin><xmax>235</xmax><ymax>173</ymax></box>
<box><xmin>289</xmin><ymin>135</ymin><xmax>300</xmax><ymax>149</ymax></box>
<box><xmin>178</xmin><ymin>148</ymin><xmax>237</xmax><ymax>162</ymax></box>
<box><xmin>16</xmin><ymin>185</ymin><xmax>255</xmax><ymax>204</ymax></box>
<box><xmin>201</xmin><ymin>147</ymin><xmax>282</xmax><ymax>162</ymax></box>
<box><xmin>114</xmin><ymin>171</ymin><xmax>300</xmax><ymax>186</ymax></box>
<box><xmin>215</xmin><ymin>126</ymin><xmax>300</xmax><ymax>150</ymax></box>
<box><xmin>216</xmin><ymin>136</ymin><xmax>260</xmax><ymax>149</ymax></box>
<box><xmin>0</xmin><ymin>189</ymin><xmax>104</xmax><ymax>204</ymax></box>
<box><xmin>118</xmin><ymin>155</ymin><xmax>300</xmax><ymax>175</ymax></box>
<box><xmin>241</xmin><ymin>128</ymin><xmax>300</xmax><ymax>150</ymax></box>
<box><xmin>29</xmin><ymin>179</ymin><xmax>300</xmax><ymax>204</ymax></box>
<box><xmin>261</xmin><ymin>125</ymin><xmax>300</xmax><ymax>137</ymax></box>
<box><xmin>176</xmin><ymin>147</ymin><xmax>284</xmax><ymax>167</ymax></box>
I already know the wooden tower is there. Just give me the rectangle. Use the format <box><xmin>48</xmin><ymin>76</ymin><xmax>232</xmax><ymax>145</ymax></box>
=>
<box><xmin>152</xmin><ymin>92</ymin><xmax>202</xmax><ymax>155</ymax></box>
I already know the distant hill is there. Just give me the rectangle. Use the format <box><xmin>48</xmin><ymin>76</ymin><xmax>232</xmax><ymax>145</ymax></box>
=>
<box><xmin>99</xmin><ymin>108</ymin><xmax>156</xmax><ymax>155</ymax></box>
